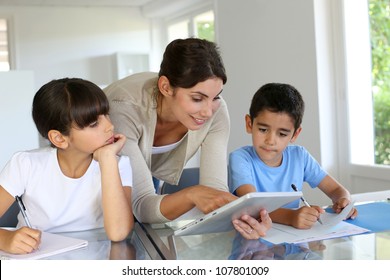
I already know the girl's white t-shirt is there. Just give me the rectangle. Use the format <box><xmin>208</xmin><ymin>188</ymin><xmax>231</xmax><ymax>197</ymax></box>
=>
<box><xmin>0</xmin><ymin>147</ymin><xmax>132</xmax><ymax>233</ymax></box>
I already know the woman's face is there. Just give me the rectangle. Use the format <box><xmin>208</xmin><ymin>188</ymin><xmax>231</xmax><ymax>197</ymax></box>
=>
<box><xmin>168</xmin><ymin>77</ymin><xmax>224</xmax><ymax>130</ymax></box>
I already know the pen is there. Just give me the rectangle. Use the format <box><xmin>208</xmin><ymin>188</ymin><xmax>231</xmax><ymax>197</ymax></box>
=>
<box><xmin>291</xmin><ymin>184</ymin><xmax>323</xmax><ymax>225</ymax></box>
<box><xmin>15</xmin><ymin>195</ymin><xmax>33</xmax><ymax>228</ymax></box>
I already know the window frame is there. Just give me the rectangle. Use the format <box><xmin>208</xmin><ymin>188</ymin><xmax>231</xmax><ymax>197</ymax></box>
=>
<box><xmin>0</xmin><ymin>16</ymin><xmax>13</xmax><ymax>71</ymax></box>
<box><xmin>165</xmin><ymin>5</ymin><xmax>215</xmax><ymax>42</ymax></box>
<box><xmin>331</xmin><ymin>0</ymin><xmax>390</xmax><ymax>193</ymax></box>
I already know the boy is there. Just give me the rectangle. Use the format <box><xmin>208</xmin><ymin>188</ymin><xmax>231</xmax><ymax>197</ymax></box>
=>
<box><xmin>229</xmin><ymin>83</ymin><xmax>357</xmax><ymax>229</ymax></box>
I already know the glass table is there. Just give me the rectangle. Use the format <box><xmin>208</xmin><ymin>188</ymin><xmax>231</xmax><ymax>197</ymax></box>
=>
<box><xmin>139</xmin><ymin>199</ymin><xmax>390</xmax><ymax>260</ymax></box>
<box><xmin>42</xmin><ymin>223</ymin><xmax>161</xmax><ymax>260</ymax></box>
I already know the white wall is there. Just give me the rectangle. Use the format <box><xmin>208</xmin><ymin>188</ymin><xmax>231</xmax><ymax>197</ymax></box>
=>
<box><xmin>1</xmin><ymin>6</ymin><xmax>150</xmax><ymax>90</ymax></box>
<box><xmin>214</xmin><ymin>0</ymin><xmax>334</xmax><ymax>205</ymax></box>
<box><xmin>0</xmin><ymin>71</ymin><xmax>38</xmax><ymax>170</ymax></box>
<box><xmin>215</xmin><ymin>0</ymin><xmax>320</xmax><ymax>156</ymax></box>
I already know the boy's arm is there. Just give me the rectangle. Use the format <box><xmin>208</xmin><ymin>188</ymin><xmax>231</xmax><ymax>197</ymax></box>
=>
<box><xmin>94</xmin><ymin>134</ymin><xmax>134</xmax><ymax>242</ymax></box>
<box><xmin>235</xmin><ymin>184</ymin><xmax>257</xmax><ymax>197</ymax></box>
<box><xmin>270</xmin><ymin>206</ymin><xmax>324</xmax><ymax>229</ymax></box>
<box><xmin>236</xmin><ymin>184</ymin><xmax>323</xmax><ymax>229</ymax></box>
<box><xmin>317</xmin><ymin>175</ymin><xmax>358</xmax><ymax>219</ymax></box>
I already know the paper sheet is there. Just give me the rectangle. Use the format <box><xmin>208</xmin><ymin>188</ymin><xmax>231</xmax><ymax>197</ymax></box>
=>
<box><xmin>0</xmin><ymin>231</ymin><xmax>88</xmax><ymax>260</ymax></box>
<box><xmin>261</xmin><ymin>201</ymin><xmax>370</xmax><ymax>244</ymax></box>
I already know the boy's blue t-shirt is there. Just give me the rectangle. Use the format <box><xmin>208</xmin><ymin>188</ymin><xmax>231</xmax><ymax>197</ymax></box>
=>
<box><xmin>228</xmin><ymin>145</ymin><xmax>327</xmax><ymax>208</ymax></box>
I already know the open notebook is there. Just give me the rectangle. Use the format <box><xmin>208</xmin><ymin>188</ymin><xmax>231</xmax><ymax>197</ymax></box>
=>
<box><xmin>0</xmin><ymin>231</ymin><xmax>88</xmax><ymax>260</ymax></box>
<box><xmin>261</xmin><ymin>201</ymin><xmax>370</xmax><ymax>244</ymax></box>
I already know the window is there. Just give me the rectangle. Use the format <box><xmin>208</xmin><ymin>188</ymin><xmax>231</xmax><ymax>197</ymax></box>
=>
<box><xmin>369</xmin><ymin>0</ymin><xmax>390</xmax><ymax>165</ymax></box>
<box><xmin>167</xmin><ymin>10</ymin><xmax>214</xmax><ymax>43</ymax></box>
<box><xmin>0</xmin><ymin>18</ymin><xmax>10</xmax><ymax>71</ymax></box>
<box><xmin>343</xmin><ymin>0</ymin><xmax>389</xmax><ymax>166</ymax></box>
<box><xmin>334</xmin><ymin>0</ymin><xmax>390</xmax><ymax>193</ymax></box>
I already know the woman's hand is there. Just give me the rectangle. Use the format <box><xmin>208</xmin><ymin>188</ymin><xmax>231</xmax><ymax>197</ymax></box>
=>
<box><xmin>232</xmin><ymin>209</ymin><xmax>272</xmax><ymax>240</ymax></box>
<box><xmin>188</xmin><ymin>185</ymin><xmax>237</xmax><ymax>213</ymax></box>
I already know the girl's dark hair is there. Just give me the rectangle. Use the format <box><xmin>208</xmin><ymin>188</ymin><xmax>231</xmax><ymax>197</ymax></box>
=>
<box><xmin>249</xmin><ymin>83</ymin><xmax>305</xmax><ymax>131</ymax></box>
<box><xmin>158</xmin><ymin>38</ymin><xmax>227</xmax><ymax>88</ymax></box>
<box><xmin>32</xmin><ymin>78</ymin><xmax>109</xmax><ymax>139</ymax></box>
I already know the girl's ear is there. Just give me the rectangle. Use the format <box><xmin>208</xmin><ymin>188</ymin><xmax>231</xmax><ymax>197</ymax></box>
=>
<box><xmin>290</xmin><ymin>126</ymin><xmax>302</xmax><ymax>143</ymax></box>
<box><xmin>245</xmin><ymin>114</ymin><xmax>253</xmax><ymax>134</ymax></box>
<box><xmin>157</xmin><ymin>76</ymin><xmax>173</xmax><ymax>97</ymax></box>
<box><xmin>47</xmin><ymin>130</ymin><xmax>69</xmax><ymax>149</ymax></box>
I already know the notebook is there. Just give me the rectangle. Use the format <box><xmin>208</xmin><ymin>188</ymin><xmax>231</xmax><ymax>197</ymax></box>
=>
<box><xmin>173</xmin><ymin>191</ymin><xmax>302</xmax><ymax>236</ymax></box>
<box><xmin>0</xmin><ymin>231</ymin><xmax>88</xmax><ymax>260</ymax></box>
<box><xmin>260</xmin><ymin>201</ymin><xmax>371</xmax><ymax>244</ymax></box>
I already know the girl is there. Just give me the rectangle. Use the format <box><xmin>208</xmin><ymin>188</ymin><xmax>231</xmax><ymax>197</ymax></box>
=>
<box><xmin>0</xmin><ymin>78</ymin><xmax>133</xmax><ymax>254</ymax></box>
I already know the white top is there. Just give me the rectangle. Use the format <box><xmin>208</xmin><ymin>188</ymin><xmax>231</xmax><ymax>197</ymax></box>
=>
<box><xmin>152</xmin><ymin>135</ymin><xmax>186</xmax><ymax>155</ymax></box>
<box><xmin>0</xmin><ymin>147</ymin><xmax>132</xmax><ymax>233</ymax></box>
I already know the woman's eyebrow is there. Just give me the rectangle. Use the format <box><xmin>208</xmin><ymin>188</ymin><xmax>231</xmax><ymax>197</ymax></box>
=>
<box><xmin>191</xmin><ymin>89</ymin><xmax>223</xmax><ymax>98</ymax></box>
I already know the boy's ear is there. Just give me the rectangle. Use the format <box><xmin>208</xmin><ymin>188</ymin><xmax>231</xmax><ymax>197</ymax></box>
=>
<box><xmin>290</xmin><ymin>126</ymin><xmax>302</xmax><ymax>143</ymax></box>
<box><xmin>245</xmin><ymin>114</ymin><xmax>253</xmax><ymax>134</ymax></box>
<box><xmin>47</xmin><ymin>130</ymin><xmax>69</xmax><ymax>149</ymax></box>
<box><xmin>157</xmin><ymin>76</ymin><xmax>173</xmax><ymax>97</ymax></box>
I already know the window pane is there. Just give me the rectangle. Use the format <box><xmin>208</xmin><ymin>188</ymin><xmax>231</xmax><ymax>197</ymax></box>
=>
<box><xmin>369</xmin><ymin>0</ymin><xmax>390</xmax><ymax>165</ymax></box>
<box><xmin>0</xmin><ymin>19</ymin><xmax>10</xmax><ymax>71</ymax></box>
<box><xmin>194</xmin><ymin>11</ymin><xmax>214</xmax><ymax>42</ymax></box>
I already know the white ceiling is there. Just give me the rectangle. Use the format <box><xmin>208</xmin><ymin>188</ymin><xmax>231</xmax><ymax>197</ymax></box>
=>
<box><xmin>0</xmin><ymin>0</ymin><xmax>155</xmax><ymax>7</ymax></box>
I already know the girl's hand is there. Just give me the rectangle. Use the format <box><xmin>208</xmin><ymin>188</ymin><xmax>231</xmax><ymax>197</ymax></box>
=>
<box><xmin>93</xmin><ymin>133</ymin><xmax>126</xmax><ymax>162</ymax></box>
<box><xmin>1</xmin><ymin>227</ymin><xmax>41</xmax><ymax>254</ymax></box>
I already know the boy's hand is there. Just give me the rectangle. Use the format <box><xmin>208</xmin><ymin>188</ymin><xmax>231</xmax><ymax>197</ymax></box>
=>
<box><xmin>1</xmin><ymin>227</ymin><xmax>41</xmax><ymax>254</ymax></box>
<box><xmin>332</xmin><ymin>198</ymin><xmax>358</xmax><ymax>219</ymax></box>
<box><xmin>291</xmin><ymin>206</ymin><xmax>324</xmax><ymax>229</ymax></box>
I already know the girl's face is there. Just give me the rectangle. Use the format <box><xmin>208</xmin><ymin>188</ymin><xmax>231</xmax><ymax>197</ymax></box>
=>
<box><xmin>67</xmin><ymin>114</ymin><xmax>115</xmax><ymax>154</ymax></box>
<box><xmin>245</xmin><ymin>109</ymin><xmax>301</xmax><ymax>167</ymax></box>
<box><xmin>165</xmin><ymin>77</ymin><xmax>223</xmax><ymax>130</ymax></box>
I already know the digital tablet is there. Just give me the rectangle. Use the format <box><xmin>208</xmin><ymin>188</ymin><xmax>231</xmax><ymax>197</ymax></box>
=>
<box><xmin>173</xmin><ymin>191</ymin><xmax>302</xmax><ymax>236</ymax></box>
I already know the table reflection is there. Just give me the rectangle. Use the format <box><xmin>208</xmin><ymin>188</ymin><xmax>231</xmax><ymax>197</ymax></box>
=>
<box><xmin>229</xmin><ymin>232</ymin><xmax>325</xmax><ymax>260</ymax></box>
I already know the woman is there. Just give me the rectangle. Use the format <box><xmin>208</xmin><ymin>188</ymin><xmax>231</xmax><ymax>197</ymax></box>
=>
<box><xmin>104</xmin><ymin>38</ymin><xmax>270</xmax><ymax>239</ymax></box>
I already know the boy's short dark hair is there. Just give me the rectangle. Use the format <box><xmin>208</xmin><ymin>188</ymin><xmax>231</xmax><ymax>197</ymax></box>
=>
<box><xmin>32</xmin><ymin>78</ymin><xmax>109</xmax><ymax>139</ymax></box>
<box><xmin>249</xmin><ymin>83</ymin><xmax>305</xmax><ymax>131</ymax></box>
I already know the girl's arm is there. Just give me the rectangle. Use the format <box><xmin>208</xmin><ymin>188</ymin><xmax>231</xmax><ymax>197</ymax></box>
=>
<box><xmin>0</xmin><ymin>186</ymin><xmax>41</xmax><ymax>254</ymax></box>
<box><xmin>94</xmin><ymin>134</ymin><xmax>133</xmax><ymax>242</ymax></box>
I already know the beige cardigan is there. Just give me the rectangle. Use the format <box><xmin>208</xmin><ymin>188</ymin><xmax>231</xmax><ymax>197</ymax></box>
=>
<box><xmin>104</xmin><ymin>72</ymin><xmax>230</xmax><ymax>223</ymax></box>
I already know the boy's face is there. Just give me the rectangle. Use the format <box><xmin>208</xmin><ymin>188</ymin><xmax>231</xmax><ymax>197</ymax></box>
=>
<box><xmin>245</xmin><ymin>109</ymin><xmax>301</xmax><ymax>167</ymax></box>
